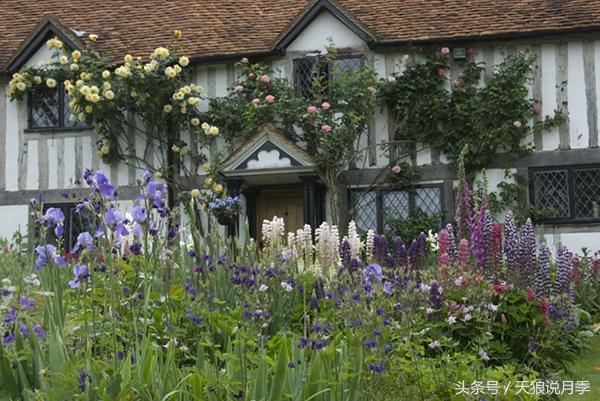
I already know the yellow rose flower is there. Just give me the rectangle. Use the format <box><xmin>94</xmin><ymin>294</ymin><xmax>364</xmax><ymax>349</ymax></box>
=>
<box><xmin>76</xmin><ymin>79</ymin><xmax>84</xmax><ymax>87</ymax></box>
<box><xmin>208</xmin><ymin>126</ymin><xmax>219</xmax><ymax>136</ymax></box>
<box><xmin>102</xmin><ymin>70</ymin><xmax>111</xmax><ymax>79</ymax></box>
<box><xmin>163</xmin><ymin>105</ymin><xmax>173</xmax><ymax>113</ymax></box>
<box><xmin>16</xmin><ymin>82</ymin><xmax>26</xmax><ymax>91</ymax></box>
<box><xmin>104</xmin><ymin>90</ymin><xmax>115</xmax><ymax>100</ymax></box>
<box><xmin>204</xmin><ymin>177</ymin><xmax>213</xmax><ymax>186</ymax></box>
<box><xmin>69</xmin><ymin>115</ymin><xmax>77</xmax><ymax>122</ymax></box>
<box><xmin>78</xmin><ymin>112</ymin><xmax>86</xmax><ymax>121</ymax></box>
<box><xmin>88</xmin><ymin>34</ymin><xmax>98</xmax><ymax>41</ymax></box>
<box><xmin>178</xmin><ymin>56</ymin><xmax>189</xmax><ymax>67</ymax></box>
<box><xmin>89</xmin><ymin>93</ymin><xmax>100</xmax><ymax>103</ymax></box>
<box><xmin>173</xmin><ymin>30</ymin><xmax>182</xmax><ymax>38</ymax></box>
<box><xmin>80</xmin><ymin>86</ymin><xmax>90</xmax><ymax>96</ymax></box>
<box><xmin>115</xmin><ymin>66</ymin><xmax>131</xmax><ymax>78</ymax></box>
<box><xmin>103</xmin><ymin>81</ymin><xmax>111</xmax><ymax>90</ymax></box>
<box><xmin>90</xmin><ymin>86</ymin><xmax>99</xmax><ymax>94</ymax></box>
<box><xmin>212</xmin><ymin>183</ymin><xmax>223</xmax><ymax>193</ymax></box>
<box><xmin>165</xmin><ymin>67</ymin><xmax>177</xmax><ymax>79</ymax></box>
<box><xmin>173</xmin><ymin>91</ymin><xmax>184</xmax><ymax>100</ymax></box>
<box><xmin>85</xmin><ymin>73</ymin><xmax>93</xmax><ymax>80</ymax></box>
<box><xmin>46</xmin><ymin>78</ymin><xmax>57</xmax><ymax>88</ymax></box>
<box><xmin>59</xmin><ymin>56</ymin><xmax>68</xmax><ymax>65</ymax></box>
<box><xmin>33</xmin><ymin>76</ymin><xmax>42</xmax><ymax>84</ymax></box>
<box><xmin>187</xmin><ymin>97</ymin><xmax>200</xmax><ymax>106</ymax></box>
<box><xmin>174</xmin><ymin>64</ymin><xmax>182</xmax><ymax>74</ymax></box>
<box><xmin>201</xmin><ymin>122</ymin><xmax>210</xmax><ymax>130</ymax></box>
<box><xmin>85</xmin><ymin>105</ymin><xmax>93</xmax><ymax>113</ymax></box>
<box><xmin>71</xmin><ymin>50</ymin><xmax>81</xmax><ymax>60</ymax></box>
<box><xmin>124</xmin><ymin>54</ymin><xmax>133</xmax><ymax>63</ymax></box>
<box><xmin>202</xmin><ymin>163</ymin><xmax>210</xmax><ymax>172</ymax></box>
<box><xmin>70</xmin><ymin>63</ymin><xmax>79</xmax><ymax>71</ymax></box>
<box><xmin>190</xmin><ymin>118</ymin><xmax>200</xmax><ymax>126</ymax></box>
<box><xmin>130</xmin><ymin>90</ymin><xmax>137</xmax><ymax>97</ymax></box>
<box><xmin>190</xmin><ymin>188</ymin><xmax>201</xmax><ymax>198</ymax></box>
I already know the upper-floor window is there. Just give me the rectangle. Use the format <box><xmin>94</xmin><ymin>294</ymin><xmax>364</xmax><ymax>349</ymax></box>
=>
<box><xmin>350</xmin><ymin>185</ymin><xmax>444</xmax><ymax>234</ymax></box>
<box><xmin>28</xmin><ymin>84</ymin><xmax>85</xmax><ymax>130</ymax></box>
<box><xmin>293</xmin><ymin>55</ymin><xmax>363</xmax><ymax>99</ymax></box>
<box><xmin>530</xmin><ymin>164</ymin><xmax>600</xmax><ymax>223</ymax></box>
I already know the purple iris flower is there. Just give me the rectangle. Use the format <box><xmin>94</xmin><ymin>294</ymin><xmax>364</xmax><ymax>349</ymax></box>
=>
<box><xmin>35</xmin><ymin>244</ymin><xmax>68</xmax><ymax>271</ymax></box>
<box><xmin>363</xmin><ymin>264</ymin><xmax>383</xmax><ymax>283</ymax></box>
<box><xmin>33</xmin><ymin>324</ymin><xmax>46</xmax><ymax>340</ymax></box>
<box><xmin>69</xmin><ymin>264</ymin><xmax>90</xmax><ymax>289</ymax></box>
<box><xmin>19</xmin><ymin>295</ymin><xmax>35</xmax><ymax>309</ymax></box>
<box><xmin>19</xmin><ymin>323</ymin><xmax>30</xmax><ymax>337</ymax></box>
<box><xmin>43</xmin><ymin>207</ymin><xmax>65</xmax><ymax>237</ymax></box>
<box><xmin>2</xmin><ymin>331</ymin><xmax>14</xmax><ymax>345</ymax></box>
<box><xmin>99</xmin><ymin>183</ymin><xmax>117</xmax><ymax>200</ymax></box>
<box><xmin>95</xmin><ymin>171</ymin><xmax>109</xmax><ymax>186</ymax></box>
<box><xmin>3</xmin><ymin>306</ymin><xmax>17</xmax><ymax>324</ymax></box>
<box><xmin>132</xmin><ymin>205</ymin><xmax>147</xmax><ymax>223</ymax></box>
<box><xmin>105</xmin><ymin>208</ymin><xmax>124</xmax><ymax>227</ymax></box>
<box><xmin>72</xmin><ymin>231</ymin><xmax>94</xmax><ymax>253</ymax></box>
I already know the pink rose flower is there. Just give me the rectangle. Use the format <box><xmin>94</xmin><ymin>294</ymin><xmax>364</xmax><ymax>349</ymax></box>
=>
<box><xmin>367</xmin><ymin>86</ymin><xmax>375</xmax><ymax>93</ymax></box>
<box><xmin>438</xmin><ymin>68</ymin><xmax>446</xmax><ymax>77</ymax></box>
<box><xmin>307</xmin><ymin>105</ymin><xmax>317</xmax><ymax>113</ymax></box>
<box><xmin>391</xmin><ymin>164</ymin><xmax>402</xmax><ymax>174</ymax></box>
<box><xmin>248</xmin><ymin>72</ymin><xmax>255</xmax><ymax>79</ymax></box>
<box><xmin>513</xmin><ymin>120</ymin><xmax>522</xmax><ymax>128</ymax></box>
<box><xmin>321</xmin><ymin>102</ymin><xmax>331</xmax><ymax>110</ymax></box>
<box><xmin>321</xmin><ymin>124</ymin><xmax>332</xmax><ymax>133</ymax></box>
<box><xmin>534</xmin><ymin>103</ymin><xmax>542</xmax><ymax>115</ymax></box>
<box><xmin>234</xmin><ymin>85</ymin><xmax>244</xmax><ymax>93</ymax></box>
<box><xmin>441</xmin><ymin>47</ymin><xmax>450</xmax><ymax>56</ymax></box>
<box><xmin>260</xmin><ymin>74</ymin><xmax>271</xmax><ymax>83</ymax></box>
<box><xmin>265</xmin><ymin>95</ymin><xmax>275</xmax><ymax>103</ymax></box>
<box><xmin>251</xmin><ymin>98</ymin><xmax>260</xmax><ymax>105</ymax></box>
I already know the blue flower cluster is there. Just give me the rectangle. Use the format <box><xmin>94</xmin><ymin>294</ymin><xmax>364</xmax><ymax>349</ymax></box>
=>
<box><xmin>208</xmin><ymin>196</ymin><xmax>241</xmax><ymax>214</ymax></box>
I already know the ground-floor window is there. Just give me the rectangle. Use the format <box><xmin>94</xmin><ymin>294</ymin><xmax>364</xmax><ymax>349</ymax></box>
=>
<box><xmin>349</xmin><ymin>185</ymin><xmax>444</xmax><ymax>234</ymax></box>
<box><xmin>41</xmin><ymin>202</ymin><xmax>95</xmax><ymax>250</ymax></box>
<box><xmin>529</xmin><ymin>164</ymin><xmax>600</xmax><ymax>223</ymax></box>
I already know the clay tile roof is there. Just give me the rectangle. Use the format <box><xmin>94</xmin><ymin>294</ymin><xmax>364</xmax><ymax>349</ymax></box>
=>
<box><xmin>2</xmin><ymin>1</ymin><xmax>600</xmax><ymax>72</ymax></box>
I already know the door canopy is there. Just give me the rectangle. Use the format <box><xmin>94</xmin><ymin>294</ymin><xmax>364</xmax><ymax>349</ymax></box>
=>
<box><xmin>220</xmin><ymin>123</ymin><xmax>315</xmax><ymax>178</ymax></box>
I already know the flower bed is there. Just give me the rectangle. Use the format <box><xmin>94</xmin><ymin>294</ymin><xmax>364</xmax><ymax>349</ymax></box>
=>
<box><xmin>0</xmin><ymin>170</ymin><xmax>598</xmax><ymax>401</ymax></box>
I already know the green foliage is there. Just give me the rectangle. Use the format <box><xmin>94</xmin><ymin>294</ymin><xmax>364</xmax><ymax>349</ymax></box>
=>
<box><xmin>378</xmin><ymin>51</ymin><xmax>566</xmax><ymax>173</ymax></box>
<box><xmin>385</xmin><ymin>208</ymin><xmax>442</xmax><ymax>243</ymax></box>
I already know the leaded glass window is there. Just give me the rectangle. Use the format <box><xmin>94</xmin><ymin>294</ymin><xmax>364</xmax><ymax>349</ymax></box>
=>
<box><xmin>293</xmin><ymin>55</ymin><xmax>363</xmax><ymax>99</ymax></box>
<box><xmin>351</xmin><ymin>186</ymin><xmax>443</xmax><ymax>233</ymax></box>
<box><xmin>42</xmin><ymin>203</ymin><xmax>96</xmax><ymax>250</ymax></box>
<box><xmin>530</xmin><ymin>164</ymin><xmax>600</xmax><ymax>222</ymax></box>
<box><xmin>28</xmin><ymin>84</ymin><xmax>86</xmax><ymax>129</ymax></box>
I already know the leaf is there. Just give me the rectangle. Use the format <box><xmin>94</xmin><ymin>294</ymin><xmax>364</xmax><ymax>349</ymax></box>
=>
<box><xmin>268</xmin><ymin>338</ymin><xmax>288</xmax><ymax>401</ymax></box>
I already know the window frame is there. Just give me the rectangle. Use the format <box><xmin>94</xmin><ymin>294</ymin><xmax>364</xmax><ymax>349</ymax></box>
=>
<box><xmin>26</xmin><ymin>83</ymin><xmax>90</xmax><ymax>133</ymax></box>
<box><xmin>292</xmin><ymin>53</ymin><xmax>364</xmax><ymax>100</ymax></box>
<box><xmin>528</xmin><ymin>163</ymin><xmax>600</xmax><ymax>224</ymax></box>
<box><xmin>348</xmin><ymin>184</ymin><xmax>445</xmax><ymax>233</ymax></box>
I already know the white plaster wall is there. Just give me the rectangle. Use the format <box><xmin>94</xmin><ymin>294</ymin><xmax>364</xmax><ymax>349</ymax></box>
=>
<box><xmin>544</xmin><ymin>231</ymin><xmax>600</xmax><ymax>254</ymax></box>
<box><xmin>567</xmin><ymin>42</ymin><xmax>589</xmax><ymax>149</ymax></box>
<box><xmin>24</xmin><ymin>45</ymin><xmax>63</xmax><ymax>68</ymax></box>
<box><xmin>286</xmin><ymin>11</ymin><xmax>365</xmax><ymax>52</ymax></box>
<box><xmin>541</xmin><ymin>43</ymin><xmax>560</xmax><ymax>150</ymax></box>
<box><xmin>5</xmin><ymin>98</ymin><xmax>19</xmax><ymax>191</ymax></box>
<box><xmin>0</xmin><ymin>205</ymin><xmax>29</xmax><ymax>242</ymax></box>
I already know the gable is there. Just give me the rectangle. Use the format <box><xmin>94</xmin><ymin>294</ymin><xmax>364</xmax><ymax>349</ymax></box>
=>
<box><xmin>220</xmin><ymin>124</ymin><xmax>314</xmax><ymax>176</ymax></box>
<box><xmin>23</xmin><ymin>45</ymin><xmax>65</xmax><ymax>69</ymax></box>
<box><xmin>285</xmin><ymin>10</ymin><xmax>367</xmax><ymax>52</ymax></box>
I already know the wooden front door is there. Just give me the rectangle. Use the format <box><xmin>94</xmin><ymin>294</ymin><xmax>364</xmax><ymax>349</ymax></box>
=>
<box><xmin>256</xmin><ymin>188</ymin><xmax>304</xmax><ymax>234</ymax></box>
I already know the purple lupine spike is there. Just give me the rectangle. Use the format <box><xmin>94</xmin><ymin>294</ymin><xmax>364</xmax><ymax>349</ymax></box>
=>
<box><xmin>470</xmin><ymin>211</ymin><xmax>486</xmax><ymax>269</ymax></box>
<box><xmin>457</xmin><ymin>238</ymin><xmax>470</xmax><ymax>268</ymax></box>
<box><xmin>536</xmin><ymin>245</ymin><xmax>552</xmax><ymax>298</ymax></box>
<box><xmin>415</xmin><ymin>232</ymin><xmax>428</xmax><ymax>265</ymax></box>
<box><xmin>429</xmin><ymin>282</ymin><xmax>443</xmax><ymax>310</ymax></box>
<box><xmin>555</xmin><ymin>245</ymin><xmax>573</xmax><ymax>296</ymax></box>
<box><xmin>503</xmin><ymin>212</ymin><xmax>519</xmax><ymax>280</ymax></box>
<box><xmin>464</xmin><ymin>180</ymin><xmax>475</xmax><ymax>234</ymax></box>
<box><xmin>340</xmin><ymin>240</ymin><xmax>352</xmax><ymax>268</ymax></box>
<box><xmin>393</xmin><ymin>237</ymin><xmax>408</xmax><ymax>268</ymax></box>
<box><xmin>517</xmin><ymin>218</ymin><xmax>536</xmax><ymax>289</ymax></box>
<box><xmin>373</xmin><ymin>235</ymin><xmax>388</xmax><ymax>263</ymax></box>
<box><xmin>446</xmin><ymin>224</ymin><xmax>457</xmax><ymax>262</ymax></box>
<box><xmin>437</xmin><ymin>229</ymin><xmax>450</xmax><ymax>267</ymax></box>
<box><xmin>455</xmin><ymin>185</ymin><xmax>463</xmax><ymax>239</ymax></box>
<box><xmin>482</xmin><ymin>209</ymin><xmax>493</xmax><ymax>267</ymax></box>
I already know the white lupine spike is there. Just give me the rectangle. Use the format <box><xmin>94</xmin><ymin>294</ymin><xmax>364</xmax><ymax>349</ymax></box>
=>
<box><xmin>347</xmin><ymin>220</ymin><xmax>362</xmax><ymax>258</ymax></box>
<box><xmin>261</xmin><ymin>216</ymin><xmax>285</xmax><ymax>247</ymax></box>
<box><xmin>366</xmin><ymin>229</ymin><xmax>375</xmax><ymax>262</ymax></box>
